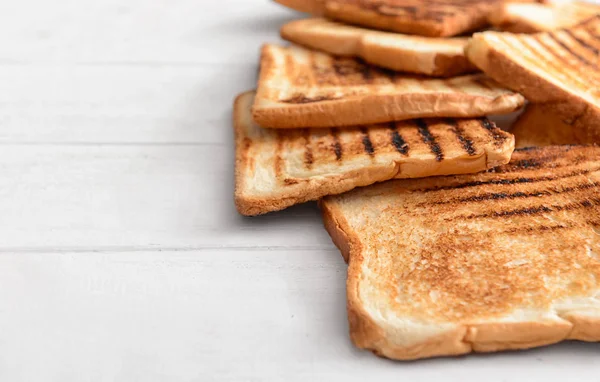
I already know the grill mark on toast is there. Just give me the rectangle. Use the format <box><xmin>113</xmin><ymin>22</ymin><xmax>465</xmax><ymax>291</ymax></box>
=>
<box><xmin>360</xmin><ymin>1</ymin><xmax>483</xmax><ymax>20</ymax></box>
<box><xmin>501</xmin><ymin>224</ymin><xmax>571</xmax><ymax>235</ymax></box>
<box><xmin>479</xmin><ymin>118</ymin><xmax>507</xmax><ymax>147</ymax></box>
<box><xmin>419</xmin><ymin>165</ymin><xmax>600</xmax><ymax>192</ymax></box>
<box><xmin>491</xmin><ymin>152</ymin><xmax>588</xmax><ymax>173</ymax></box>
<box><xmin>361</xmin><ymin>127</ymin><xmax>375</xmax><ymax>156</ymax></box>
<box><xmin>430</xmin><ymin>181</ymin><xmax>600</xmax><ymax>205</ymax></box>
<box><xmin>448</xmin><ymin>197</ymin><xmax>600</xmax><ymax>221</ymax></box>
<box><xmin>331</xmin><ymin>57</ymin><xmax>381</xmax><ymax>83</ymax></box>
<box><xmin>564</xmin><ymin>29</ymin><xmax>599</xmax><ymax>56</ymax></box>
<box><xmin>303</xmin><ymin>130</ymin><xmax>314</xmax><ymax>169</ymax></box>
<box><xmin>482</xmin><ymin>120</ymin><xmax>509</xmax><ymax>147</ymax></box>
<box><xmin>548</xmin><ymin>32</ymin><xmax>598</xmax><ymax>69</ymax></box>
<box><xmin>389</xmin><ymin>122</ymin><xmax>409</xmax><ymax>155</ymax></box>
<box><xmin>519</xmin><ymin>35</ymin><xmax>593</xmax><ymax>90</ymax></box>
<box><xmin>330</xmin><ymin>128</ymin><xmax>343</xmax><ymax>160</ymax></box>
<box><xmin>510</xmin><ymin>158</ymin><xmax>542</xmax><ymax>169</ymax></box>
<box><xmin>417</xmin><ymin>119</ymin><xmax>443</xmax><ymax>162</ymax></box>
<box><xmin>449</xmin><ymin>120</ymin><xmax>476</xmax><ymax>156</ymax></box>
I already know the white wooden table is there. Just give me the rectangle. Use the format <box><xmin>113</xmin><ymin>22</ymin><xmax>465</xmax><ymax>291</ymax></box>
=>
<box><xmin>0</xmin><ymin>1</ymin><xmax>597</xmax><ymax>380</ymax></box>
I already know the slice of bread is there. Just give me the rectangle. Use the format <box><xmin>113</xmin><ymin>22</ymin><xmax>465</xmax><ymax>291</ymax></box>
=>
<box><xmin>235</xmin><ymin>91</ymin><xmax>514</xmax><ymax>215</ymax></box>
<box><xmin>322</xmin><ymin>0</ymin><xmax>502</xmax><ymax>37</ymax></box>
<box><xmin>489</xmin><ymin>1</ymin><xmax>600</xmax><ymax>33</ymax></box>
<box><xmin>511</xmin><ymin>103</ymin><xmax>593</xmax><ymax>147</ymax></box>
<box><xmin>465</xmin><ymin>16</ymin><xmax>600</xmax><ymax>142</ymax></box>
<box><xmin>253</xmin><ymin>44</ymin><xmax>524</xmax><ymax>129</ymax></box>
<box><xmin>275</xmin><ymin>0</ymin><xmax>502</xmax><ymax>37</ymax></box>
<box><xmin>322</xmin><ymin>145</ymin><xmax>600</xmax><ymax>360</ymax></box>
<box><xmin>280</xmin><ymin>18</ymin><xmax>477</xmax><ymax>76</ymax></box>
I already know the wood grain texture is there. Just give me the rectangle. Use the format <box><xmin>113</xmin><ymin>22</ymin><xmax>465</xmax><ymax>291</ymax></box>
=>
<box><xmin>0</xmin><ymin>0</ymin><xmax>598</xmax><ymax>380</ymax></box>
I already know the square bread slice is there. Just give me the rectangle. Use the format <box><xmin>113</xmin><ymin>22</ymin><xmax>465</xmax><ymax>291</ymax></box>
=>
<box><xmin>280</xmin><ymin>18</ymin><xmax>477</xmax><ymax>76</ymax></box>
<box><xmin>275</xmin><ymin>0</ymin><xmax>501</xmax><ymax>37</ymax></box>
<box><xmin>252</xmin><ymin>44</ymin><xmax>524</xmax><ymax>129</ymax></box>
<box><xmin>511</xmin><ymin>103</ymin><xmax>591</xmax><ymax>147</ymax></box>
<box><xmin>465</xmin><ymin>16</ymin><xmax>600</xmax><ymax>142</ymax></box>
<box><xmin>489</xmin><ymin>1</ymin><xmax>600</xmax><ymax>33</ymax></box>
<box><xmin>322</xmin><ymin>145</ymin><xmax>600</xmax><ymax>360</ymax></box>
<box><xmin>235</xmin><ymin>91</ymin><xmax>514</xmax><ymax>216</ymax></box>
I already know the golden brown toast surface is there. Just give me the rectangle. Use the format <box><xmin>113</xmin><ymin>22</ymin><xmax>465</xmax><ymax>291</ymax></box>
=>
<box><xmin>322</xmin><ymin>145</ymin><xmax>600</xmax><ymax>360</ymax></box>
<box><xmin>280</xmin><ymin>18</ymin><xmax>477</xmax><ymax>76</ymax></box>
<box><xmin>323</xmin><ymin>0</ymin><xmax>501</xmax><ymax>37</ymax></box>
<box><xmin>466</xmin><ymin>16</ymin><xmax>600</xmax><ymax>142</ymax></box>
<box><xmin>253</xmin><ymin>44</ymin><xmax>524</xmax><ymax>128</ymax></box>
<box><xmin>236</xmin><ymin>91</ymin><xmax>514</xmax><ymax>215</ymax></box>
<box><xmin>511</xmin><ymin>104</ymin><xmax>592</xmax><ymax>147</ymax></box>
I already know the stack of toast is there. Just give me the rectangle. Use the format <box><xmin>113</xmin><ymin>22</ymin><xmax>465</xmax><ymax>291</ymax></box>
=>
<box><xmin>234</xmin><ymin>0</ymin><xmax>600</xmax><ymax>360</ymax></box>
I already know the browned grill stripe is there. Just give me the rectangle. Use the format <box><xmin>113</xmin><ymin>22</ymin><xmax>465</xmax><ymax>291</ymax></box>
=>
<box><xmin>446</xmin><ymin>197</ymin><xmax>600</xmax><ymax>221</ymax></box>
<box><xmin>549</xmin><ymin>32</ymin><xmax>598</xmax><ymax>69</ymax></box>
<box><xmin>509</xmin><ymin>158</ymin><xmax>543</xmax><ymax>169</ymax></box>
<box><xmin>366</xmin><ymin>3</ymin><xmax>460</xmax><ymax>20</ymax></box>
<box><xmin>360</xmin><ymin>127</ymin><xmax>375</xmax><ymax>156</ymax></box>
<box><xmin>419</xmin><ymin>165</ymin><xmax>600</xmax><ymax>192</ymax></box>
<box><xmin>479</xmin><ymin>118</ymin><xmax>507</xmax><ymax>147</ymax></box>
<box><xmin>416</xmin><ymin>119</ymin><xmax>443</xmax><ymax>162</ymax></box>
<box><xmin>303</xmin><ymin>130</ymin><xmax>314</xmax><ymax>169</ymax></box>
<box><xmin>516</xmin><ymin>35</ymin><xmax>591</xmax><ymax>90</ymax></box>
<box><xmin>564</xmin><ymin>29</ymin><xmax>599</xmax><ymax>56</ymax></box>
<box><xmin>491</xmin><ymin>152</ymin><xmax>585</xmax><ymax>173</ymax></box>
<box><xmin>388</xmin><ymin>122</ymin><xmax>409</xmax><ymax>155</ymax></box>
<box><xmin>429</xmin><ymin>181</ymin><xmax>600</xmax><ymax>205</ymax></box>
<box><xmin>500</xmin><ymin>223</ymin><xmax>571</xmax><ymax>235</ymax></box>
<box><xmin>330</xmin><ymin>128</ymin><xmax>343</xmax><ymax>160</ymax></box>
<box><xmin>449</xmin><ymin>120</ymin><xmax>476</xmax><ymax>156</ymax></box>
<box><xmin>588</xmin><ymin>28</ymin><xmax>600</xmax><ymax>42</ymax></box>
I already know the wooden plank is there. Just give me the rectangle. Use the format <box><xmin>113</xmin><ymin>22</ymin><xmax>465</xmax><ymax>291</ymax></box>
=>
<box><xmin>0</xmin><ymin>250</ymin><xmax>596</xmax><ymax>381</ymax></box>
<box><xmin>0</xmin><ymin>66</ymin><xmax>257</xmax><ymax>144</ymax></box>
<box><xmin>0</xmin><ymin>145</ymin><xmax>331</xmax><ymax>249</ymax></box>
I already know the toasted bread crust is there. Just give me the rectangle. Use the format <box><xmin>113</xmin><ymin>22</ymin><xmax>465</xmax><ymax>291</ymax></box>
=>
<box><xmin>236</xmin><ymin>91</ymin><xmax>515</xmax><ymax>215</ymax></box>
<box><xmin>280</xmin><ymin>18</ymin><xmax>477</xmax><ymax>76</ymax></box>
<box><xmin>322</xmin><ymin>146</ymin><xmax>600</xmax><ymax>360</ymax></box>
<box><xmin>253</xmin><ymin>44</ymin><xmax>524</xmax><ymax>129</ymax></box>
<box><xmin>321</xmin><ymin>200</ymin><xmax>390</xmax><ymax>354</ymax></box>
<box><xmin>465</xmin><ymin>20</ymin><xmax>600</xmax><ymax>142</ymax></box>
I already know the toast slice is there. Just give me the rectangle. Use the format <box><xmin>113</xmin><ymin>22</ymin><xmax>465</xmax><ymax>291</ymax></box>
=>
<box><xmin>511</xmin><ymin>103</ymin><xmax>591</xmax><ymax>147</ymax></box>
<box><xmin>489</xmin><ymin>1</ymin><xmax>600</xmax><ymax>33</ymax></box>
<box><xmin>253</xmin><ymin>44</ymin><xmax>524</xmax><ymax>129</ymax></box>
<box><xmin>465</xmin><ymin>16</ymin><xmax>600</xmax><ymax>142</ymax></box>
<box><xmin>236</xmin><ymin>91</ymin><xmax>514</xmax><ymax>216</ymax></box>
<box><xmin>276</xmin><ymin>0</ymin><xmax>502</xmax><ymax>37</ymax></box>
<box><xmin>322</xmin><ymin>145</ymin><xmax>600</xmax><ymax>360</ymax></box>
<box><xmin>280</xmin><ymin>18</ymin><xmax>477</xmax><ymax>76</ymax></box>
